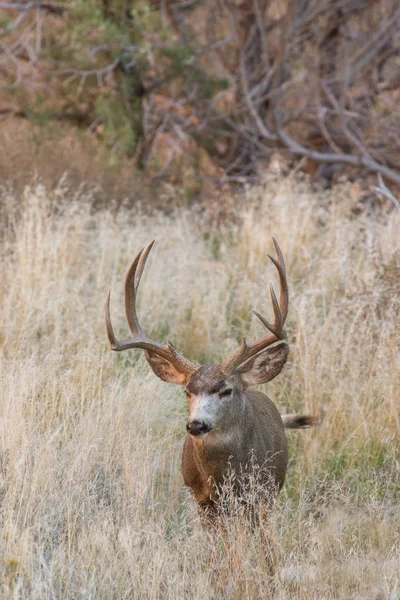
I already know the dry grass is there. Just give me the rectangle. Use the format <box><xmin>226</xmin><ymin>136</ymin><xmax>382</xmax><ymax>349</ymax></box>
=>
<box><xmin>0</xmin><ymin>177</ymin><xmax>399</xmax><ymax>599</ymax></box>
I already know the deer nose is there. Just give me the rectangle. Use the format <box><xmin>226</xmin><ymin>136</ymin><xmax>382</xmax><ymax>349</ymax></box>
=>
<box><xmin>187</xmin><ymin>420</ymin><xmax>212</xmax><ymax>436</ymax></box>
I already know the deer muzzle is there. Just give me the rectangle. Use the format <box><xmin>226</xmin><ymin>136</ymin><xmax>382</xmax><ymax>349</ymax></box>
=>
<box><xmin>186</xmin><ymin>420</ymin><xmax>212</xmax><ymax>436</ymax></box>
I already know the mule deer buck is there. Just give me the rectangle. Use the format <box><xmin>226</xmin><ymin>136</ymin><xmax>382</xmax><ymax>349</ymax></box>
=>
<box><xmin>105</xmin><ymin>239</ymin><xmax>314</xmax><ymax>522</ymax></box>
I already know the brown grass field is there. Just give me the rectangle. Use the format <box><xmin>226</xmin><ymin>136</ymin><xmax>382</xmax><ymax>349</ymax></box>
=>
<box><xmin>0</xmin><ymin>177</ymin><xmax>399</xmax><ymax>598</ymax></box>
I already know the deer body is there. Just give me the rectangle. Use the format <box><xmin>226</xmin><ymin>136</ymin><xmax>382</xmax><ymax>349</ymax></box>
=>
<box><xmin>105</xmin><ymin>239</ymin><xmax>314</xmax><ymax>518</ymax></box>
<box><xmin>182</xmin><ymin>384</ymin><xmax>289</xmax><ymax>510</ymax></box>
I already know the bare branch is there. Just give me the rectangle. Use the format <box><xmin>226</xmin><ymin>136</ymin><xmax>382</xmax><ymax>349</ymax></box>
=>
<box><xmin>0</xmin><ymin>2</ymin><xmax>67</xmax><ymax>16</ymax></box>
<box><xmin>273</xmin><ymin>111</ymin><xmax>400</xmax><ymax>186</ymax></box>
<box><xmin>0</xmin><ymin>38</ymin><xmax>23</xmax><ymax>87</ymax></box>
<box><xmin>239</xmin><ymin>25</ymin><xmax>276</xmax><ymax>142</ymax></box>
<box><xmin>318</xmin><ymin>106</ymin><xmax>343</xmax><ymax>154</ymax></box>
<box><xmin>321</xmin><ymin>79</ymin><xmax>371</xmax><ymax>158</ymax></box>
<box><xmin>370</xmin><ymin>173</ymin><xmax>400</xmax><ymax>211</ymax></box>
<box><xmin>348</xmin><ymin>7</ymin><xmax>400</xmax><ymax>81</ymax></box>
<box><xmin>52</xmin><ymin>57</ymin><xmax>121</xmax><ymax>94</ymax></box>
<box><xmin>35</xmin><ymin>7</ymin><xmax>42</xmax><ymax>55</ymax></box>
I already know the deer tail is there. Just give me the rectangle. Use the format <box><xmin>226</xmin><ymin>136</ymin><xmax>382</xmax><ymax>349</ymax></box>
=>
<box><xmin>282</xmin><ymin>414</ymin><xmax>317</xmax><ymax>429</ymax></box>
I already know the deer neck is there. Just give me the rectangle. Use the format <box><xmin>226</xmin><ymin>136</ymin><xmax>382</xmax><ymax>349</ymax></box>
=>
<box><xmin>190</xmin><ymin>394</ymin><xmax>255</xmax><ymax>472</ymax></box>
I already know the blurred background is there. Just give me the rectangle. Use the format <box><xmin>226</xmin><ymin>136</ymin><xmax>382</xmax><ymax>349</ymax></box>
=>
<box><xmin>1</xmin><ymin>0</ymin><xmax>399</xmax><ymax>210</ymax></box>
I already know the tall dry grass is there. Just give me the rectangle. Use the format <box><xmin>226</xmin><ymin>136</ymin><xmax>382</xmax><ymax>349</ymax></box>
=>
<box><xmin>0</xmin><ymin>178</ymin><xmax>399</xmax><ymax>599</ymax></box>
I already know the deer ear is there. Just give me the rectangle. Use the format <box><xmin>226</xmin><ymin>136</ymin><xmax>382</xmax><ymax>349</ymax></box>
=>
<box><xmin>144</xmin><ymin>351</ymin><xmax>188</xmax><ymax>385</ymax></box>
<box><xmin>237</xmin><ymin>342</ymin><xmax>289</xmax><ymax>387</ymax></box>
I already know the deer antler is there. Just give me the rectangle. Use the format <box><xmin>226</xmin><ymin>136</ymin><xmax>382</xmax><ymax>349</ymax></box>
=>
<box><xmin>221</xmin><ymin>238</ymin><xmax>289</xmax><ymax>374</ymax></box>
<box><xmin>105</xmin><ymin>241</ymin><xmax>198</xmax><ymax>377</ymax></box>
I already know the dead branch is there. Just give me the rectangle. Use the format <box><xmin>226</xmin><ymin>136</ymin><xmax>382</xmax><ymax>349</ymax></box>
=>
<box><xmin>231</xmin><ymin>0</ymin><xmax>400</xmax><ymax>187</ymax></box>
<box><xmin>370</xmin><ymin>173</ymin><xmax>400</xmax><ymax>211</ymax></box>
<box><xmin>0</xmin><ymin>2</ymin><xmax>67</xmax><ymax>16</ymax></box>
<box><xmin>273</xmin><ymin>110</ymin><xmax>400</xmax><ymax>186</ymax></box>
<box><xmin>52</xmin><ymin>57</ymin><xmax>121</xmax><ymax>94</ymax></box>
<box><xmin>347</xmin><ymin>7</ymin><xmax>400</xmax><ymax>83</ymax></box>
<box><xmin>239</xmin><ymin>28</ymin><xmax>276</xmax><ymax>142</ymax></box>
<box><xmin>0</xmin><ymin>2</ymin><xmax>65</xmax><ymax>39</ymax></box>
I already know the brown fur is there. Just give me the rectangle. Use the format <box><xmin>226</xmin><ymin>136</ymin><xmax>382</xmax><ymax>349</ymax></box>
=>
<box><xmin>182</xmin><ymin>373</ymin><xmax>288</xmax><ymax>516</ymax></box>
<box><xmin>143</xmin><ymin>349</ymin><xmax>314</xmax><ymax>521</ymax></box>
<box><xmin>185</xmin><ymin>366</ymin><xmax>227</xmax><ymax>396</ymax></box>
<box><xmin>141</xmin><ymin>350</ymin><xmax>314</xmax><ymax>520</ymax></box>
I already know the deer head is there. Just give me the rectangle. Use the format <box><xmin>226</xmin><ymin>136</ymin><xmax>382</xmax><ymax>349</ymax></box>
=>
<box><xmin>105</xmin><ymin>239</ymin><xmax>289</xmax><ymax>438</ymax></box>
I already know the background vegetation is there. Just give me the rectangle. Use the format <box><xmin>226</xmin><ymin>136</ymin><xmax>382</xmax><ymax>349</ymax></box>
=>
<box><xmin>0</xmin><ymin>177</ymin><xmax>399</xmax><ymax>598</ymax></box>
<box><xmin>1</xmin><ymin>0</ymin><xmax>400</xmax><ymax>201</ymax></box>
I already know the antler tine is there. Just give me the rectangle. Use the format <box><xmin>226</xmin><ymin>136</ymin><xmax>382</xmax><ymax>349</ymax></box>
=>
<box><xmin>105</xmin><ymin>288</ymin><xmax>119</xmax><ymax>350</ymax></box>
<box><xmin>105</xmin><ymin>241</ymin><xmax>198</xmax><ymax>377</ymax></box>
<box><xmin>125</xmin><ymin>241</ymin><xmax>155</xmax><ymax>336</ymax></box>
<box><xmin>221</xmin><ymin>238</ymin><xmax>289</xmax><ymax>374</ymax></box>
<box><xmin>271</xmin><ymin>237</ymin><xmax>288</xmax><ymax>321</ymax></box>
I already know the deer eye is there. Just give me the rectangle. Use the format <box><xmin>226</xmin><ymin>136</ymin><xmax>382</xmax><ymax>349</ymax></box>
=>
<box><xmin>184</xmin><ymin>390</ymin><xmax>190</xmax><ymax>398</ymax></box>
<box><xmin>219</xmin><ymin>389</ymin><xmax>232</xmax><ymax>399</ymax></box>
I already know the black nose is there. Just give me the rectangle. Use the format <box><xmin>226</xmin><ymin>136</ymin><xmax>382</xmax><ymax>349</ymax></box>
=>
<box><xmin>186</xmin><ymin>420</ymin><xmax>211</xmax><ymax>436</ymax></box>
